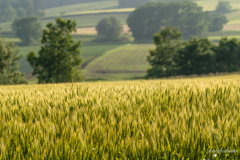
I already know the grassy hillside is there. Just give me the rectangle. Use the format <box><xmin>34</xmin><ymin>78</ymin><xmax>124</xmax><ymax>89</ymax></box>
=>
<box><xmin>84</xmin><ymin>44</ymin><xmax>153</xmax><ymax>79</ymax></box>
<box><xmin>0</xmin><ymin>75</ymin><xmax>240</xmax><ymax>159</ymax></box>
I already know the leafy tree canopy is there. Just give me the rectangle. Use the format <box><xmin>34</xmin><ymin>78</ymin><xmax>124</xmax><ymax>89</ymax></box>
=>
<box><xmin>0</xmin><ymin>38</ymin><xmax>27</xmax><ymax>85</ymax></box>
<box><xmin>174</xmin><ymin>38</ymin><xmax>217</xmax><ymax>75</ymax></box>
<box><xmin>12</xmin><ymin>17</ymin><xmax>42</xmax><ymax>45</ymax></box>
<box><xmin>215</xmin><ymin>37</ymin><xmax>240</xmax><ymax>72</ymax></box>
<box><xmin>27</xmin><ymin>18</ymin><xmax>83</xmax><ymax>84</ymax></box>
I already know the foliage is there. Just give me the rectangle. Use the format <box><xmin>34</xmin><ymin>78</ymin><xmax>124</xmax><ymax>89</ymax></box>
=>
<box><xmin>0</xmin><ymin>38</ymin><xmax>27</xmax><ymax>85</ymax></box>
<box><xmin>0</xmin><ymin>77</ymin><xmax>240</xmax><ymax>159</ymax></box>
<box><xmin>0</xmin><ymin>0</ymin><xmax>45</xmax><ymax>23</ymax></box>
<box><xmin>208</xmin><ymin>14</ymin><xmax>228</xmax><ymax>32</ymax></box>
<box><xmin>215</xmin><ymin>37</ymin><xmax>240</xmax><ymax>72</ymax></box>
<box><xmin>12</xmin><ymin>17</ymin><xmax>42</xmax><ymax>45</ymax></box>
<box><xmin>96</xmin><ymin>16</ymin><xmax>123</xmax><ymax>41</ymax></box>
<box><xmin>216</xmin><ymin>1</ymin><xmax>232</xmax><ymax>13</ymax></box>
<box><xmin>27</xmin><ymin>18</ymin><xmax>83</xmax><ymax>84</ymax></box>
<box><xmin>147</xmin><ymin>26</ymin><xmax>182</xmax><ymax>78</ymax></box>
<box><xmin>127</xmin><ymin>1</ymin><xmax>227</xmax><ymax>41</ymax></box>
<box><xmin>174</xmin><ymin>38</ymin><xmax>217</xmax><ymax>75</ymax></box>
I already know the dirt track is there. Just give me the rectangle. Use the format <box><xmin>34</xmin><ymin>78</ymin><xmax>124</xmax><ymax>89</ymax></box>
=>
<box><xmin>74</xmin><ymin>25</ymin><xmax>130</xmax><ymax>34</ymax></box>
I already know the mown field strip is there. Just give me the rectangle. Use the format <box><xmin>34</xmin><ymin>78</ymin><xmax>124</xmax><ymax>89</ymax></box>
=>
<box><xmin>209</xmin><ymin>35</ymin><xmax>240</xmax><ymax>41</ymax></box>
<box><xmin>0</xmin><ymin>75</ymin><xmax>240</xmax><ymax>159</ymax></box>
<box><xmin>44</xmin><ymin>1</ymin><xmax>119</xmax><ymax>17</ymax></box>
<box><xmin>74</xmin><ymin>25</ymin><xmax>130</xmax><ymax>35</ymax></box>
<box><xmin>64</xmin><ymin>8</ymin><xmax>135</xmax><ymax>16</ymax></box>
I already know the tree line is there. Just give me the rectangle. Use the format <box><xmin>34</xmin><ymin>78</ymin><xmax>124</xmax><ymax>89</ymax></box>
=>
<box><xmin>147</xmin><ymin>26</ymin><xmax>240</xmax><ymax>78</ymax></box>
<box><xmin>127</xmin><ymin>1</ymin><xmax>228</xmax><ymax>40</ymax></box>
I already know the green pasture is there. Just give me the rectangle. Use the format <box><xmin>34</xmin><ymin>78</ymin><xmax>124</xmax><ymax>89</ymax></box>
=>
<box><xmin>3</xmin><ymin>38</ymin><xmax>21</xmax><ymax>43</ymax></box>
<box><xmin>44</xmin><ymin>1</ymin><xmax>119</xmax><ymax>17</ymax></box>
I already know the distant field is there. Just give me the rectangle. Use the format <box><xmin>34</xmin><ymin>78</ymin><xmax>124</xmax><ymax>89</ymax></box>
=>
<box><xmin>84</xmin><ymin>44</ymin><xmax>153</xmax><ymax>79</ymax></box>
<box><xmin>209</xmin><ymin>35</ymin><xmax>240</xmax><ymax>41</ymax></box>
<box><xmin>44</xmin><ymin>1</ymin><xmax>119</xmax><ymax>17</ymax></box>
<box><xmin>3</xmin><ymin>37</ymin><xmax>21</xmax><ymax>43</ymax></box>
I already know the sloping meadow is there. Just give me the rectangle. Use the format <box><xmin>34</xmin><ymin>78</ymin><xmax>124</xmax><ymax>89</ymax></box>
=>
<box><xmin>0</xmin><ymin>76</ymin><xmax>240</xmax><ymax>159</ymax></box>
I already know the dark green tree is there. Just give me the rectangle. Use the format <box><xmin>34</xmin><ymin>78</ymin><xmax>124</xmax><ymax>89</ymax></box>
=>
<box><xmin>215</xmin><ymin>37</ymin><xmax>240</xmax><ymax>72</ymax></box>
<box><xmin>12</xmin><ymin>17</ymin><xmax>42</xmax><ymax>45</ymax></box>
<box><xmin>216</xmin><ymin>1</ymin><xmax>231</xmax><ymax>13</ymax></box>
<box><xmin>0</xmin><ymin>38</ymin><xmax>27</xmax><ymax>85</ymax></box>
<box><xmin>127</xmin><ymin>1</ymin><xmax>211</xmax><ymax>40</ymax></box>
<box><xmin>208</xmin><ymin>14</ymin><xmax>228</xmax><ymax>32</ymax></box>
<box><xmin>27</xmin><ymin>18</ymin><xmax>83</xmax><ymax>84</ymax></box>
<box><xmin>96</xmin><ymin>16</ymin><xmax>123</xmax><ymax>41</ymax></box>
<box><xmin>174</xmin><ymin>38</ymin><xmax>216</xmax><ymax>75</ymax></box>
<box><xmin>147</xmin><ymin>26</ymin><xmax>182</xmax><ymax>78</ymax></box>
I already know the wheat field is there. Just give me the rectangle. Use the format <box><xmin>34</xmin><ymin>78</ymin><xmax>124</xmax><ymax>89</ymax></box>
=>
<box><xmin>0</xmin><ymin>75</ymin><xmax>240</xmax><ymax>159</ymax></box>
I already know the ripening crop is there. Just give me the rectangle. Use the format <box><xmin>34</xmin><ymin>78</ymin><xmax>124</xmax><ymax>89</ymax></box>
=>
<box><xmin>0</xmin><ymin>75</ymin><xmax>240</xmax><ymax>159</ymax></box>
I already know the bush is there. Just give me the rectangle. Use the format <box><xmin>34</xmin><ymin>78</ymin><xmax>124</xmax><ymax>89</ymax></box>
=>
<box><xmin>96</xmin><ymin>16</ymin><xmax>123</xmax><ymax>41</ymax></box>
